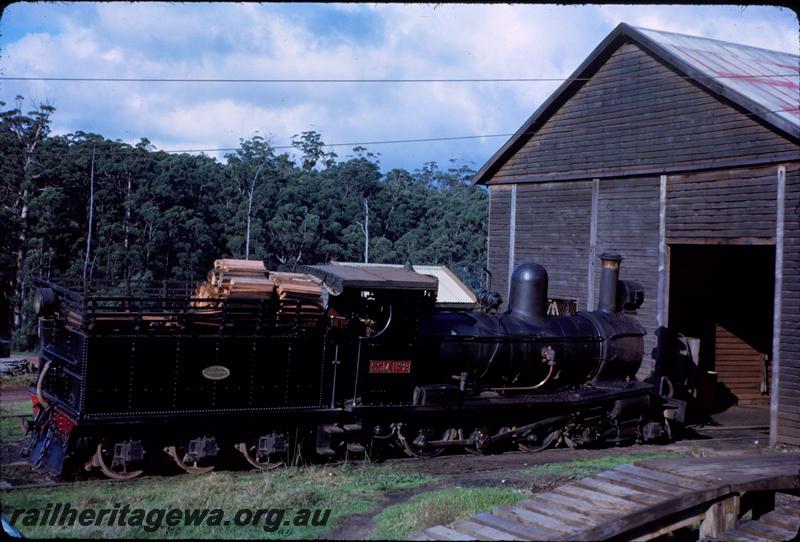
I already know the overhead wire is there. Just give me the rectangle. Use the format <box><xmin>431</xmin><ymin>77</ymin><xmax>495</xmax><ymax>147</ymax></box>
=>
<box><xmin>1</xmin><ymin>74</ymin><xmax>797</xmax><ymax>83</ymax></box>
<box><xmin>6</xmin><ymin>106</ymin><xmax>795</xmax><ymax>159</ymax></box>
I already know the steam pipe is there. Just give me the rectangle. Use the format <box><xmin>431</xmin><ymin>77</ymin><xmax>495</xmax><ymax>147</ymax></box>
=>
<box><xmin>488</xmin><ymin>364</ymin><xmax>555</xmax><ymax>392</ymax></box>
<box><xmin>597</xmin><ymin>253</ymin><xmax>622</xmax><ymax>312</ymax></box>
<box><xmin>36</xmin><ymin>360</ymin><xmax>51</xmax><ymax>409</ymax></box>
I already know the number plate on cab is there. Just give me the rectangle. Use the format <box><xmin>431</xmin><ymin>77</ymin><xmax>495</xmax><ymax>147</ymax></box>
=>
<box><xmin>368</xmin><ymin>360</ymin><xmax>412</xmax><ymax>374</ymax></box>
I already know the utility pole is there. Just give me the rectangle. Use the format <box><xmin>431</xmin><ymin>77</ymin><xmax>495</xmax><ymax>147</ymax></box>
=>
<box><xmin>83</xmin><ymin>144</ymin><xmax>96</xmax><ymax>284</ymax></box>
<box><xmin>356</xmin><ymin>199</ymin><xmax>369</xmax><ymax>263</ymax></box>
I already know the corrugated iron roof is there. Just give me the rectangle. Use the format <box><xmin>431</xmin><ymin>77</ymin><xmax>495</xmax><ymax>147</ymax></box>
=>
<box><xmin>330</xmin><ymin>262</ymin><xmax>477</xmax><ymax>308</ymax></box>
<box><xmin>636</xmin><ymin>26</ymin><xmax>799</xmax><ymax>131</ymax></box>
<box><xmin>472</xmin><ymin>23</ymin><xmax>799</xmax><ymax>185</ymax></box>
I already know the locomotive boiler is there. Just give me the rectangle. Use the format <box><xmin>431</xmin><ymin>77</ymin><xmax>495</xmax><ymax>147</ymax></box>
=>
<box><xmin>23</xmin><ymin>253</ymin><xmax>669</xmax><ymax>479</ymax></box>
<box><xmin>415</xmin><ymin>255</ymin><xmax>646</xmax><ymax>390</ymax></box>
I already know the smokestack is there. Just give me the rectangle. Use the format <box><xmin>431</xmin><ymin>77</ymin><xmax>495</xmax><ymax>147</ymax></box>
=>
<box><xmin>597</xmin><ymin>253</ymin><xmax>622</xmax><ymax>312</ymax></box>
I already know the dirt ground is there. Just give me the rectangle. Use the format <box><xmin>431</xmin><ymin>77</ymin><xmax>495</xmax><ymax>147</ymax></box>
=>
<box><xmin>324</xmin><ymin>422</ymin><xmax>775</xmax><ymax>539</ymax></box>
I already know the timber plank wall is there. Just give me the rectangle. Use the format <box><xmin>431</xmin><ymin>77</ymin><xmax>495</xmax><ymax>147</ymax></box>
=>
<box><xmin>487</xmin><ymin>163</ymin><xmax>799</xmax><ymax>433</ymax></box>
<box><xmin>487</xmin><ymin>177</ymin><xmax>660</xmax><ymax>377</ymax></box>
<box><xmin>489</xmin><ymin>43</ymin><xmax>797</xmax><ymax>184</ymax></box>
<box><xmin>666</xmin><ymin>166</ymin><xmax>777</xmax><ymax>241</ymax></box>
<box><xmin>515</xmin><ymin>181</ymin><xmax>592</xmax><ymax>305</ymax></box>
<box><xmin>488</xmin><ymin>187</ymin><xmax>512</xmax><ymax>302</ymax></box>
<box><xmin>779</xmin><ymin>165</ymin><xmax>800</xmax><ymax>445</ymax></box>
<box><xmin>595</xmin><ymin>177</ymin><xmax>660</xmax><ymax>376</ymax></box>
<box><xmin>482</xmin><ymin>37</ymin><xmax>800</xmax><ymax>443</ymax></box>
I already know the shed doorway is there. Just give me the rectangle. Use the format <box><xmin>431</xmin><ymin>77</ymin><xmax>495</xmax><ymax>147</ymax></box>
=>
<box><xmin>667</xmin><ymin>244</ymin><xmax>774</xmax><ymax>413</ymax></box>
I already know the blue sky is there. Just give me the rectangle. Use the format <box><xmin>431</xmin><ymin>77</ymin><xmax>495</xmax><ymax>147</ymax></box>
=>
<box><xmin>1</xmin><ymin>3</ymin><xmax>797</xmax><ymax>172</ymax></box>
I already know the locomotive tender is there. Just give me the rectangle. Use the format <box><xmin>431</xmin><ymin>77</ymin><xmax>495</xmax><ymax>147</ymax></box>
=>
<box><xmin>25</xmin><ymin>254</ymin><xmax>669</xmax><ymax>479</ymax></box>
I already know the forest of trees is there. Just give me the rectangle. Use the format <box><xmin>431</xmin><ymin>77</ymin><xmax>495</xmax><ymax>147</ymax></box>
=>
<box><xmin>1</xmin><ymin>98</ymin><xmax>488</xmax><ymax>348</ymax></box>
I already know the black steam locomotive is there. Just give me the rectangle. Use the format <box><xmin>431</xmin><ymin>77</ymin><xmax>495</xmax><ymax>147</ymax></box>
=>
<box><xmin>25</xmin><ymin>254</ymin><xmax>671</xmax><ymax>479</ymax></box>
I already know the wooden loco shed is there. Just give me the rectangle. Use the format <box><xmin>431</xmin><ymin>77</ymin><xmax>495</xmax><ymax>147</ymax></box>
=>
<box><xmin>473</xmin><ymin>24</ymin><xmax>800</xmax><ymax>445</ymax></box>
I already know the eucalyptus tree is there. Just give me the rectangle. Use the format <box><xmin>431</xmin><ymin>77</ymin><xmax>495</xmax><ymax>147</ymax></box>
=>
<box><xmin>224</xmin><ymin>136</ymin><xmax>284</xmax><ymax>262</ymax></box>
<box><xmin>0</xmin><ymin>100</ymin><xmax>489</xmax><ymax>347</ymax></box>
<box><xmin>0</xmin><ymin>98</ymin><xmax>55</xmax><ymax>339</ymax></box>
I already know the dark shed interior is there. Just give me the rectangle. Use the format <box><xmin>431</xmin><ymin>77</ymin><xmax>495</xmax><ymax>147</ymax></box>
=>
<box><xmin>668</xmin><ymin>245</ymin><xmax>774</xmax><ymax>411</ymax></box>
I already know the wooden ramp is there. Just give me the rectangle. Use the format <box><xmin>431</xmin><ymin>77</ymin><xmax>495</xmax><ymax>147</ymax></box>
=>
<box><xmin>718</xmin><ymin>498</ymin><xmax>800</xmax><ymax>541</ymax></box>
<box><xmin>418</xmin><ymin>453</ymin><xmax>800</xmax><ymax>541</ymax></box>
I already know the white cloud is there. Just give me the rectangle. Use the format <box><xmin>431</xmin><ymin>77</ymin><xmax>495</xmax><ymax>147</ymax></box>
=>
<box><xmin>1</xmin><ymin>3</ymin><xmax>796</xmax><ymax>171</ymax></box>
<box><xmin>596</xmin><ymin>5</ymin><xmax>799</xmax><ymax>54</ymax></box>
<box><xmin>152</xmin><ymin>99</ymin><xmax>321</xmax><ymax>143</ymax></box>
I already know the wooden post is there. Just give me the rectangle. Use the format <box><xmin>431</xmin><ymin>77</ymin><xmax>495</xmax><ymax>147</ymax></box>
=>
<box><xmin>741</xmin><ymin>490</ymin><xmax>775</xmax><ymax>520</ymax></box>
<box><xmin>587</xmin><ymin>178</ymin><xmax>599</xmax><ymax>311</ymax></box>
<box><xmin>699</xmin><ymin>494</ymin><xmax>740</xmax><ymax>538</ymax></box>
<box><xmin>487</xmin><ymin>187</ymin><xmax>492</xmax><ymax>285</ymax></box>
<box><xmin>770</xmin><ymin>165</ymin><xmax>785</xmax><ymax>447</ymax></box>
<box><xmin>507</xmin><ymin>184</ymin><xmax>517</xmax><ymax>299</ymax></box>
<box><xmin>656</xmin><ymin>174</ymin><xmax>668</xmax><ymax>328</ymax></box>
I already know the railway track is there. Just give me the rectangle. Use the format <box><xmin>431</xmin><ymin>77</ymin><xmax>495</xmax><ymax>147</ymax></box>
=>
<box><xmin>0</xmin><ymin>420</ymin><xmax>773</xmax><ymax>490</ymax></box>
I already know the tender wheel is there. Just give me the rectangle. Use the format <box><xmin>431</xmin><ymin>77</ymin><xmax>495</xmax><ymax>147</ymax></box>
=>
<box><xmin>398</xmin><ymin>427</ymin><xmax>457</xmax><ymax>459</ymax></box>
<box><xmin>90</xmin><ymin>442</ymin><xmax>144</xmax><ymax>480</ymax></box>
<box><xmin>165</xmin><ymin>437</ymin><xmax>218</xmax><ymax>474</ymax></box>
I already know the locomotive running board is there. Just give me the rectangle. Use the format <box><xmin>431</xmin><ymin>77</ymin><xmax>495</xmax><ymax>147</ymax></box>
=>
<box><xmin>345</xmin><ymin>381</ymin><xmax>653</xmax><ymax>415</ymax></box>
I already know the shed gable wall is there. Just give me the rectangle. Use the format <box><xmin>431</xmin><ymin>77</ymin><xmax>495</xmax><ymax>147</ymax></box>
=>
<box><xmin>492</xmin><ymin>42</ymin><xmax>797</xmax><ymax>183</ymax></box>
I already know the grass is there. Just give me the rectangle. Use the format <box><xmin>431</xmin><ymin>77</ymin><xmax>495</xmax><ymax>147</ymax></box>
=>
<box><xmin>369</xmin><ymin>451</ymin><xmax>688</xmax><ymax>539</ymax></box>
<box><xmin>0</xmin><ymin>464</ymin><xmax>436</xmax><ymax>539</ymax></box>
<box><xmin>526</xmin><ymin>451</ymin><xmax>686</xmax><ymax>480</ymax></box>
<box><xmin>10</xmin><ymin>351</ymin><xmax>37</xmax><ymax>357</ymax></box>
<box><xmin>371</xmin><ymin>487</ymin><xmax>526</xmax><ymax>540</ymax></box>
<box><xmin>1</xmin><ymin>399</ymin><xmax>32</xmax><ymax>442</ymax></box>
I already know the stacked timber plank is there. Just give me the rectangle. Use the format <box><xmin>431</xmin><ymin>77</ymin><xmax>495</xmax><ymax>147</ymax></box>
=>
<box><xmin>270</xmin><ymin>272</ymin><xmax>325</xmax><ymax>327</ymax></box>
<box><xmin>192</xmin><ymin>261</ymin><xmax>325</xmax><ymax>327</ymax></box>
<box><xmin>196</xmin><ymin>259</ymin><xmax>273</xmax><ymax>301</ymax></box>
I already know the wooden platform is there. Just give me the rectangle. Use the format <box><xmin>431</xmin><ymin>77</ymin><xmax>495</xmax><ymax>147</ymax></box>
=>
<box><xmin>716</xmin><ymin>498</ymin><xmax>800</xmax><ymax>541</ymax></box>
<box><xmin>418</xmin><ymin>453</ymin><xmax>800</xmax><ymax>541</ymax></box>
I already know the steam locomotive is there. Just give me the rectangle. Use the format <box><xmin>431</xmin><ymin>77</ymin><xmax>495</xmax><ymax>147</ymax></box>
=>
<box><xmin>25</xmin><ymin>254</ymin><xmax>672</xmax><ymax>479</ymax></box>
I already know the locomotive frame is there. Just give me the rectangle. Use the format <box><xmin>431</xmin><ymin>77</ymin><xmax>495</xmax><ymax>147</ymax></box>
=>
<box><xmin>24</xmin><ymin>254</ymin><xmax>678</xmax><ymax>479</ymax></box>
